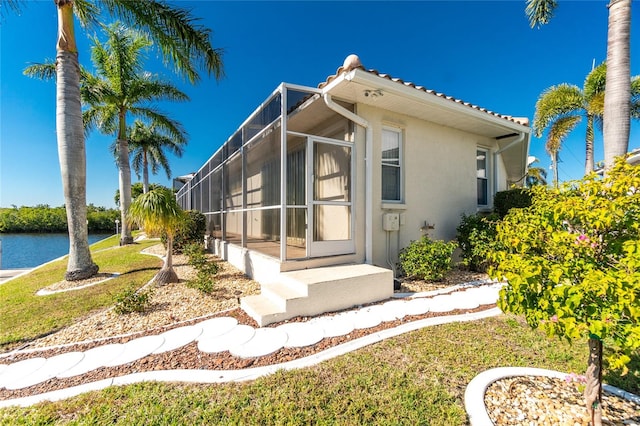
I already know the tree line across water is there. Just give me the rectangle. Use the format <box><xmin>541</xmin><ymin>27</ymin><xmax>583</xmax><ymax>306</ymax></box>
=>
<box><xmin>0</xmin><ymin>205</ymin><xmax>119</xmax><ymax>234</ymax></box>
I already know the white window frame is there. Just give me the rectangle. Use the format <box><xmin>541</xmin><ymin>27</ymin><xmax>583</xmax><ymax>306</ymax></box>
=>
<box><xmin>381</xmin><ymin>126</ymin><xmax>403</xmax><ymax>203</ymax></box>
<box><xmin>477</xmin><ymin>147</ymin><xmax>490</xmax><ymax>208</ymax></box>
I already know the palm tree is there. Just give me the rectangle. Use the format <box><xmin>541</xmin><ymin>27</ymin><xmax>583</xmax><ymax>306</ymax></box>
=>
<box><xmin>11</xmin><ymin>0</ymin><xmax>223</xmax><ymax>281</ymax></box>
<box><xmin>533</xmin><ymin>64</ymin><xmax>605</xmax><ymax>184</ymax></box>
<box><xmin>114</xmin><ymin>182</ymin><xmax>168</xmax><ymax>207</ymax></box>
<box><xmin>82</xmin><ymin>23</ymin><xmax>189</xmax><ymax>246</ymax></box>
<box><xmin>525</xmin><ymin>159</ymin><xmax>548</xmax><ymax>187</ymax></box>
<box><xmin>526</xmin><ymin>0</ymin><xmax>631</xmax><ymax>172</ymax></box>
<box><xmin>533</xmin><ymin>83</ymin><xmax>585</xmax><ymax>187</ymax></box>
<box><xmin>533</xmin><ymin>64</ymin><xmax>640</xmax><ymax>187</ymax></box>
<box><xmin>128</xmin><ymin>120</ymin><xmax>187</xmax><ymax>194</ymax></box>
<box><xmin>527</xmin><ymin>3</ymin><xmax>631</xmax><ymax>422</ymax></box>
<box><xmin>127</xmin><ymin>188</ymin><xmax>183</xmax><ymax>285</ymax></box>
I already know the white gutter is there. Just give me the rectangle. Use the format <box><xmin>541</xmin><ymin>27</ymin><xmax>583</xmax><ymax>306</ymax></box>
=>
<box><xmin>323</xmin><ymin>93</ymin><xmax>373</xmax><ymax>264</ymax></box>
<box><xmin>495</xmin><ymin>131</ymin><xmax>525</xmax><ymax>155</ymax></box>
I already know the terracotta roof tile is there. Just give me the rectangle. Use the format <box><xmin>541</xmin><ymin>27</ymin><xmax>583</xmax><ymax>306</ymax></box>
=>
<box><xmin>319</xmin><ymin>57</ymin><xmax>529</xmax><ymax>127</ymax></box>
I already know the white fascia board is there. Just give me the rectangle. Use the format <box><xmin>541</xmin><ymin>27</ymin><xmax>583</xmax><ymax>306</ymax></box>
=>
<box><xmin>320</xmin><ymin>71</ymin><xmax>349</xmax><ymax>95</ymax></box>
<box><xmin>346</xmin><ymin>69</ymin><xmax>530</xmax><ymax>135</ymax></box>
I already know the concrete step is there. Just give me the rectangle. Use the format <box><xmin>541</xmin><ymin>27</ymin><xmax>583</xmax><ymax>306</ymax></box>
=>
<box><xmin>241</xmin><ymin>263</ymin><xmax>394</xmax><ymax>327</ymax></box>
<box><xmin>260</xmin><ymin>282</ymin><xmax>308</xmax><ymax>311</ymax></box>
<box><xmin>240</xmin><ymin>295</ymin><xmax>288</xmax><ymax>327</ymax></box>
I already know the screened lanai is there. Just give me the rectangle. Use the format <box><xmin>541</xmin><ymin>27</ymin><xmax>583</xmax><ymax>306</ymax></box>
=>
<box><xmin>175</xmin><ymin>83</ymin><xmax>357</xmax><ymax>263</ymax></box>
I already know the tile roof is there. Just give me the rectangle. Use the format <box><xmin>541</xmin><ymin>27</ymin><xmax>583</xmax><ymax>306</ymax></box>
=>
<box><xmin>318</xmin><ymin>55</ymin><xmax>529</xmax><ymax>128</ymax></box>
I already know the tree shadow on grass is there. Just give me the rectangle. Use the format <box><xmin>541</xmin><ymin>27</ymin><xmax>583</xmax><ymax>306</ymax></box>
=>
<box><xmin>118</xmin><ymin>267</ymin><xmax>160</xmax><ymax>277</ymax></box>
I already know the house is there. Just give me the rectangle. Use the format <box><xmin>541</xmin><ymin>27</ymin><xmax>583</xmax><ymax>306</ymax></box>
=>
<box><xmin>175</xmin><ymin>55</ymin><xmax>531</xmax><ymax>325</ymax></box>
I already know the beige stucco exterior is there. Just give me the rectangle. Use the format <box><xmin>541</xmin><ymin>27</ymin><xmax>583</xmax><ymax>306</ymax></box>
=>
<box><xmin>338</xmin><ymin>100</ymin><xmax>527</xmax><ymax>270</ymax></box>
<box><xmin>179</xmin><ymin>58</ymin><xmax>530</xmax><ymax>283</ymax></box>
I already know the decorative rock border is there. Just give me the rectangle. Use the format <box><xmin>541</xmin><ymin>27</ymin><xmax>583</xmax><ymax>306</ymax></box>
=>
<box><xmin>464</xmin><ymin>367</ymin><xmax>640</xmax><ymax>426</ymax></box>
<box><xmin>0</xmin><ymin>307</ymin><xmax>503</xmax><ymax>408</ymax></box>
<box><xmin>36</xmin><ymin>274</ymin><xmax>120</xmax><ymax>296</ymax></box>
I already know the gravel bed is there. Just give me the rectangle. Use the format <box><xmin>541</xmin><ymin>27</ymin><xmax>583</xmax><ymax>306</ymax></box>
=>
<box><xmin>0</xmin><ymin>303</ymin><xmax>495</xmax><ymax>400</ymax></box>
<box><xmin>486</xmin><ymin>375</ymin><xmax>639</xmax><ymax>425</ymax></box>
<box><xmin>1</xmin><ymin>249</ymin><xmax>637</xmax><ymax>425</ymax></box>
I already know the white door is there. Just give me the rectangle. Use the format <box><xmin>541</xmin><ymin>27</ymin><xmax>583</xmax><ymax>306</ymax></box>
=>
<box><xmin>308</xmin><ymin>137</ymin><xmax>354</xmax><ymax>257</ymax></box>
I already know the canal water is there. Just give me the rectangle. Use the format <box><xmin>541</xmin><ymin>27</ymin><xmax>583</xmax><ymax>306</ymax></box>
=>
<box><xmin>0</xmin><ymin>233</ymin><xmax>111</xmax><ymax>269</ymax></box>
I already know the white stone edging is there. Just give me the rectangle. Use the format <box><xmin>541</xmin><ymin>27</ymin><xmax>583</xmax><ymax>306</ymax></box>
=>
<box><xmin>464</xmin><ymin>367</ymin><xmax>640</xmax><ymax>426</ymax></box>
<box><xmin>36</xmin><ymin>274</ymin><xmax>120</xmax><ymax>296</ymax></box>
<box><xmin>0</xmin><ymin>308</ymin><xmax>503</xmax><ymax>407</ymax></box>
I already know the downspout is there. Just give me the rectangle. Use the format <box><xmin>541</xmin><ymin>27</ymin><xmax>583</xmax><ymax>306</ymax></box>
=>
<box><xmin>323</xmin><ymin>93</ymin><xmax>373</xmax><ymax>264</ymax></box>
<box><xmin>493</xmin><ymin>131</ymin><xmax>525</xmax><ymax>198</ymax></box>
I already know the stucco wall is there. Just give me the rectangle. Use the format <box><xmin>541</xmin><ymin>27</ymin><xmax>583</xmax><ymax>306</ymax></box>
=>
<box><xmin>355</xmin><ymin>104</ymin><xmax>505</xmax><ymax>270</ymax></box>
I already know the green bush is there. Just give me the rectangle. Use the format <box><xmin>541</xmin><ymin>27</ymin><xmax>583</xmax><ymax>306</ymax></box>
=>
<box><xmin>399</xmin><ymin>236</ymin><xmax>457</xmax><ymax>281</ymax></box>
<box><xmin>113</xmin><ymin>284</ymin><xmax>153</xmax><ymax>315</ymax></box>
<box><xmin>493</xmin><ymin>188</ymin><xmax>532</xmax><ymax>218</ymax></box>
<box><xmin>489</xmin><ymin>159</ymin><xmax>640</xmax><ymax>415</ymax></box>
<box><xmin>456</xmin><ymin>213</ymin><xmax>499</xmax><ymax>272</ymax></box>
<box><xmin>162</xmin><ymin>210</ymin><xmax>206</xmax><ymax>253</ymax></box>
<box><xmin>183</xmin><ymin>242</ymin><xmax>219</xmax><ymax>294</ymax></box>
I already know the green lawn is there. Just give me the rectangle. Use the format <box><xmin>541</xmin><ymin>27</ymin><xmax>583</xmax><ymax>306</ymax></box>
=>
<box><xmin>2</xmin><ymin>315</ymin><xmax>637</xmax><ymax>425</ymax></box>
<box><xmin>1</xmin><ymin>239</ymin><xmax>637</xmax><ymax>424</ymax></box>
<box><xmin>0</xmin><ymin>236</ymin><xmax>161</xmax><ymax>350</ymax></box>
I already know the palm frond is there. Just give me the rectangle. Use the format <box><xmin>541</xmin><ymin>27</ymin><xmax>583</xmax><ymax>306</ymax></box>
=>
<box><xmin>525</xmin><ymin>0</ymin><xmax>557</xmax><ymax>28</ymax></box>
<box><xmin>127</xmin><ymin>77</ymin><xmax>190</xmax><ymax>103</ymax></box>
<box><xmin>632</xmin><ymin>76</ymin><xmax>640</xmax><ymax>120</ymax></box>
<box><xmin>584</xmin><ymin>62</ymin><xmax>606</xmax><ymax>100</ymax></box>
<box><xmin>100</xmin><ymin>0</ymin><xmax>224</xmax><ymax>83</ymax></box>
<box><xmin>128</xmin><ymin>107</ymin><xmax>187</xmax><ymax>143</ymax></box>
<box><xmin>533</xmin><ymin>84</ymin><xmax>584</xmax><ymax>137</ymax></box>
<box><xmin>546</xmin><ymin>115</ymin><xmax>581</xmax><ymax>155</ymax></box>
<box><xmin>81</xmin><ymin>108</ymin><xmax>105</xmax><ymax>138</ymax></box>
<box><xmin>128</xmin><ymin>119</ymin><xmax>186</xmax><ymax>180</ymax></box>
<box><xmin>127</xmin><ymin>188</ymin><xmax>183</xmax><ymax>236</ymax></box>
<box><xmin>1</xmin><ymin>0</ymin><xmax>24</xmax><ymax>19</ymax></box>
<box><xmin>73</xmin><ymin>0</ymin><xmax>101</xmax><ymax>29</ymax></box>
<box><xmin>23</xmin><ymin>60</ymin><xmax>57</xmax><ymax>81</ymax></box>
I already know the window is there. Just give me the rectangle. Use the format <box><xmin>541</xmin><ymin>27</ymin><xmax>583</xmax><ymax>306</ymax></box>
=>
<box><xmin>382</xmin><ymin>127</ymin><xmax>402</xmax><ymax>201</ymax></box>
<box><xmin>477</xmin><ymin>149</ymin><xmax>489</xmax><ymax>206</ymax></box>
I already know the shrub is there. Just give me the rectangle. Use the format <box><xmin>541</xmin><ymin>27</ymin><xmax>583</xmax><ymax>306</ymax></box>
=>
<box><xmin>399</xmin><ymin>236</ymin><xmax>457</xmax><ymax>281</ymax></box>
<box><xmin>162</xmin><ymin>210</ymin><xmax>206</xmax><ymax>253</ymax></box>
<box><xmin>183</xmin><ymin>242</ymin><xmax>219</xmax><ymax>294</ymax></box>
<box><xmin>493</xmin><ymin>188</ymin><xmax>532</xmax><ymax>218</ymax></box>
<box><xmin>456</xmin><ymin>213</ymin><xmax>499</xmax><ymax>272</ymax></box>
<box><xmin>113</xmin><ymin>284</ymin><xmax>153</xmax><ymax>315</ymax></box>
<box><xmin>489</xmin><ymin>158</ymin><xmax>640</xmax><ymax>421</ymax></box>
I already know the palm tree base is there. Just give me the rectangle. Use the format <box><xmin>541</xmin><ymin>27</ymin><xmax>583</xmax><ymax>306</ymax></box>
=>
<box><xmin>119</xmin><ymin>236</ymin><xmax>134</xmax><ymax>246</ymax></box>
<box><xmin>154</xmin><ymin>267</ymin><xmax>179</xmax><ymax>285</ymax></box>
<box><xmin>64</xmin><ymin>263</ymin><xmax>99</xmax><ymax>281</ymax></box>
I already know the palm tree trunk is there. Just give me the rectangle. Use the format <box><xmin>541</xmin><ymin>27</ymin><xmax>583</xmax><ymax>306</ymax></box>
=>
<box><xmin>56</xmin><ymin>0</ymin><xmax>98</xmax><ymax>281</ymax></box>
<box><xmin>155</xmin><ymin>234</ymin><xmax>178</xmax><ymax>284</ymax></box>
<box><xmin>585</xmin><ymin>114</ymin><xmax>595</xmax><ymax>175</ymax></box>
<box><xmin>603</xmin><ymin>0</ymin><xmax>631</xmax><ymax>170</ymax></box>
<box><xmin>584</xmin><ymin>337</ymin><xmax>603</xmax><ymax>426</ymax></box>
<box><xmin>117</xmin><ymin>136</ymin><xmax>134</xmax><ymax>245</ymax></box>
<box><xmin>116</xmin><ymin>109</ymin><xmax>133</xmax><ymax>245</ymax></box>
<box><xmin>142</xmin><ymin>150</ymin><xmax>149</xmax><ymax>194</ymax></box>
<box><xmin>552</xmin><ymin>150</ymin><xmax>559</xmax><ymax>188</ymax></box>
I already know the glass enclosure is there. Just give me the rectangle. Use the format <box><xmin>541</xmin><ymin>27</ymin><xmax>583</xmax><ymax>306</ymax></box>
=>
<box><xmin>175</xmin><ymin>84</ymin><xmax>355</xmax><ymax>262</ymax></box>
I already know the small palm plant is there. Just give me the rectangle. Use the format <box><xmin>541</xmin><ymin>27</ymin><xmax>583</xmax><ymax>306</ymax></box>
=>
<box><xmin>127</xmin><ymin>188</ymin><xmax>184</xmax><ymax>285</ymax></box>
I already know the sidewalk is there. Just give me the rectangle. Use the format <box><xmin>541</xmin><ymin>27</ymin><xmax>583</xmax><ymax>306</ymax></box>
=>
<box><xmin>0</xmin><ymin>269</ymin><xmax>32</xmax><ymax>284</ymax></box>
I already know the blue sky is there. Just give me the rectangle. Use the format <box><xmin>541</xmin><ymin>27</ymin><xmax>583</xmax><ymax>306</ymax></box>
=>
<box><xmin>1</xmin><ymin>1</ymin><xmax>639</xmax><ymax>208</ymax></box>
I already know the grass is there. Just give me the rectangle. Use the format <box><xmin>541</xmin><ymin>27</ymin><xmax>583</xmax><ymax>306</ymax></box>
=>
<box><xmin>0</xmin><ymin>235</ymin><xmax>161</xmax><ymax>350</ymax></box>
<box><xmin>0</xmin><ymin>241</ymin><xmax>638</xmax><ymax>424</ymax></box>
<box><xmin>3</xmin><ymin>315</ymin><xmax>637</xmax><ymax>425</ymax></box>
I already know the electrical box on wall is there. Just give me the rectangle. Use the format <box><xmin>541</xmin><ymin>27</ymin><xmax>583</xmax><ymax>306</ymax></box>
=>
<box><xmin>383</xmin><ymin>213</ymin><xmax>400</xmax><ymax>231</ymax></box>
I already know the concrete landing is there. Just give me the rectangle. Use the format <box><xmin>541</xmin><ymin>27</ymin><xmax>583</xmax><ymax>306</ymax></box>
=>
<box><xmin>241</xmin><ymin>264</ymin><xmax>393</xmax><ymax>326</ymax></box>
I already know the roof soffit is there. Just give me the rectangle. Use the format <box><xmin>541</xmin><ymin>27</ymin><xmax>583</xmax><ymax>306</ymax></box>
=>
<box><xmin>322</xmin><ymin>68</ymin><xmax>530</xmax><ymax>140</ymax></box>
